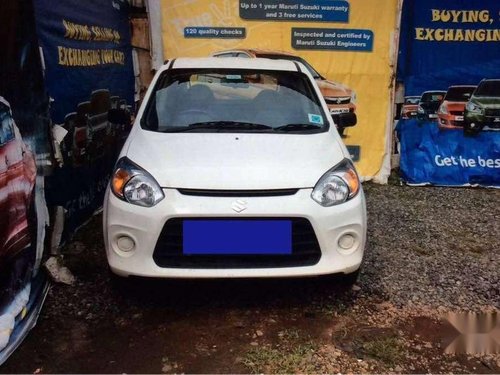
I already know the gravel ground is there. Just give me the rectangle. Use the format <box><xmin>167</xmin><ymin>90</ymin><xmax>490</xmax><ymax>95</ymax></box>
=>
<box><xmin>1</xmin><ymin>183</ymin><xmax>499</xmax><ymax>373</ymax></box>
<box><xmin>361</xmin><ymin>183</ymin><xmax>499</xmax><ymax>309</ymax></box>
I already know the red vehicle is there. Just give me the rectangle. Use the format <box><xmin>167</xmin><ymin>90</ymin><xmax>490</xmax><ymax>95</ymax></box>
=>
<box><xmin>60</xmin><ymin>91</ymin><xmax>132</xmax><ymax>167</ymax></box>
<box><xmin>0</xmin><ymin>98</ymin><xmax>36</xmax><ymax>263</ymax></box>
<box><xmin>438</xmin><ymin>85</ymin><xmax>476</xmax><ymax>130</ymax></box>
<box><xmin>212</xmin><ymin>49</ymin><xmax>357</xmax><ymax>135</ymax></box>
<box><xmin>400</xmin><ymin>96</ymin><xmax>420</xmax><ymax>119</ymax></box>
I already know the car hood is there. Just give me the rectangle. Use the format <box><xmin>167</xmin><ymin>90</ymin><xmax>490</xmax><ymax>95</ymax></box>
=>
<box><xmin>316</xmin><ymin>79</ymin><xmax>352</xmax><ymax>98</ymax></box>
<box><xmin>443</xmin><ymin>101</ymin><xmax>467</xmax><ymax>111</ymax></box>
<box><xmin>470</xmin><ymin>96</ymin><xmax>500</xmax><ymax>108</ymax></box>
<box><xmin>420</xmin><ymin>101</ymin><xmax>441</xmax><ymax>112</ymax></box>
<box><xmin>126</xmin><ymin>130</ymin><xmax>345</xmax><ymax>189</ymax></box>
<box><xmin>403</xmin><ymin>104</ymin><xmax>418</xmax><ymax>111</ymax></box>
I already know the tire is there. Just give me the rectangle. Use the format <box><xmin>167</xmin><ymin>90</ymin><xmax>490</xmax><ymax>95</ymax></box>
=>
<box><xmin>339</xmin><ymin>268</ymin><xmax>360</xmax><ymax>287</ymax></box>
<box><xmin>27</xmin><ymin>190</ymin><xmax>37</xmax><ymax>253</ymax></box>
<box><xmin>108</xmin><ymin>268</ymin><xmax>138</xmax><ymax>294</ymax></box>
<box><xmin>463</xmin><ymin>124</ymin><xmax>480</xmax><ymax>137</ymax></box>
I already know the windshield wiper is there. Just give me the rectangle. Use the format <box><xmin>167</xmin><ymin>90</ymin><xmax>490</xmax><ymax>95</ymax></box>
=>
<box><xmin>190</xmin><ymin>121</ymin><xmax>273</xmax><ymax>130</ymax></box>
<box><xmin>163</xmin><ymin>122</ymin><xmax>322</xmax><ymax>133</ymax></box>
<box><xmin>274</xmin><ymin>123</ymin><xmax>323</xmax><ymax>132</ymax></box>
<box><xmin>164</xmin><ymin>121</ymin><xmax>274</xmax><ymax>132</ymax></box>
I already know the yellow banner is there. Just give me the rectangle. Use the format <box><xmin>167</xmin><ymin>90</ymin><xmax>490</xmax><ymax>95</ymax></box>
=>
<box><xmin>160</xmin><ymin>0</ymin><xmax>398</xmax><ymax>178</ymax></box>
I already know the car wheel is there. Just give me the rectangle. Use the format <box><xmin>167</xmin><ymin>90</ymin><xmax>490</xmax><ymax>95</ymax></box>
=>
<box><xmin>464</xmin><ymin>124</ymin><xmax>480</xmax><ymax>137</ymax></box>
<box><xmin>108</xmin><ymin>268</ymin><xmax>133</xmax><ymax>291</ymax></box>
<box><xmin>342</xmin><ymin>268</ymin><xmax>360</xmax><ymax>285</ymax></box>
<box><xmin>27</xmin><ymin>188</ymin><xmax>38</xmax><ymax>254</ymax></box>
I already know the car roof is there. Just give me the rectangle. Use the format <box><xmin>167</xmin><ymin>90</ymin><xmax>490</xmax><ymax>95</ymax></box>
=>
<box><xmin>447</xmin><ymin>85</ymin><xmax>476</xmax><ymax>89</ymax></box>
<box><xmin>161</xmin><ymin>57</ymin><xmax>299</xmax><ymax>72</ymax></box>
<box><xmin>421</xmin><ymin>90</ymin><xmax>446</xmax><ymax>94</ymax></box>
<box><xmin>214</xmin><ymin>49</ymin><xmax>296</xmax><ymax>57</ymax></box>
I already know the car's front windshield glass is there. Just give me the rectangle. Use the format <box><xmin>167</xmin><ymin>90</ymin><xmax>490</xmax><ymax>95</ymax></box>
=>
<box><xmin>405</xmin><ymin>97</ymin><xmax>419</xmax><ymax>104</ymax></box>
<box><xmin>141</xmin><ymin>68</ymin><xmax>328</xmax><ymax>133</ymax></box>
<box><xmin>421</xmin><ymin>92</ymin><xmax>444</xmax><ymax>102</ymax></box>
<box><xmin>475</xmin><ymin>81</ymin><xmax>500</xmax><ymax>97</ymax></box>
<box><xmin>257</xmin><ymin>54</ymin><xmax>322</xmax><ymax>79</ymax></box>
<box><xmin>445</xmin><ymin>87</ymin><xmax>475</xmax><ymax>101</ymax></box>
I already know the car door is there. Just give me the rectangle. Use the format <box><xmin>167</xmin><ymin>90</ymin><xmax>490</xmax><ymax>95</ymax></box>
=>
<box><xmin>1</xmin><ymin>109</ymin><xmax>26</xmax><ymax>259</ymax></box>
<box><xmin>4</xmin><ymin>113</ymin><xmax>36</xmax><ymax>264</ymax></box>
<box><xmin>0</xmin><ymin>111</ymin><xmax>11</xmax><ymax>259</ymax></box>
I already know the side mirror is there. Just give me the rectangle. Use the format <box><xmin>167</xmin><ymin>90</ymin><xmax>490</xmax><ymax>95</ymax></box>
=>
<box><xmin>332</xmin><ymin>113</ymin><xmax>343</xmax><ymax>128</ymax></box>
<box><xmin>108</xmin><ymin>108</ymin><xmax>131</xmax><ymax>125</ymax></box>
<box><xmin>332</xmin><ymin>112</ymin><xmax>357</xmax><ymax>128</ymax></box>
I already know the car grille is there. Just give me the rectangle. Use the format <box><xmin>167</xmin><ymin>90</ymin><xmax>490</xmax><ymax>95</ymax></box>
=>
<box><xmin>325</xmin><ymin>97</ymin><xmax>351</xmax><ymax>105</ymax></box>
<box><xmin>485</xmin><ymin>108</ymin><xmax>500</xmax><ymax>117</ymax></box>
<box><xmin>153</xmin><ymin>218</ymin><xmax>321</xmax><ymax>269</ymax></box>
<box><xmin>177</xmin><ymin>188</ymin><xmax>299</xmax><ymax>197</ymax></box>
<box><xmin>450</xmin><ymin>111</ymin><xmax>464</xmax><ymax>116</ymax></box>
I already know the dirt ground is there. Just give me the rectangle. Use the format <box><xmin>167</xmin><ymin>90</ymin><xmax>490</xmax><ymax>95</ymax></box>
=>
<box><xmin>2</xmin><ymin>183</ymin><xmax>499</xmax><ymax>374</ymax></box>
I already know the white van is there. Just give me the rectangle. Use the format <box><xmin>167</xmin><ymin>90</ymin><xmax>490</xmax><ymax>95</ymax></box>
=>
<box><xmin>104</xmin><ymin>57</ymin><xmax>366</xmax><ymax>283</ymax></box>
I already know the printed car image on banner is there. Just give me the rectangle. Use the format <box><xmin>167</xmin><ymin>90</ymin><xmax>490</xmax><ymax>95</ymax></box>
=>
<box><xmin>160</xmin><ymin>0</ymin><xmax>400</xmax><ymax>180</ymax></box>
<box><xmin>33</xmin><ymin>0</ymin><xmax>135</xmax><ymax>236</ymax></box>
<box><xmin>0</xmin><ymin>0</ymin><xmax>50</xmax><ymax>361</ymax></box>
<box><xmin>397</xmin><ymin>0</ymin><xmax>500</xmax><ymax>187</ymax></box>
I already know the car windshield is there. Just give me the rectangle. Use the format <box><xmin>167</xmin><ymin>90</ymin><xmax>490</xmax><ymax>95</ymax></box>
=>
<box><xmin>404</xmin><ymin>97</ymin><xmax>419</xmax><ymax>104</ymax></box>
<box><xmin>141</xmin><ymin>68</ymin><xmax>328</xmax><ymax>133</ymax></box>
<box><xmin>0</xmin><ymin>105</ymin><xmax>15</xmax><ymax>145</ymax></box>
<box><xmin>420</xmin><ymin>92</ymin><xmax>445</xmax><ymax>102</ymax></box>
<box><xmin>444</xmin><ymin>87</ymin><xmax>475</xmax><ymax>101</ymax></box>
<box><xmin>256</xmin><ymin>54</ymin><xmax>322</xmax><ymax>79</ymax></box>
<box><xmin>474</xmin><ymin>81</ymin><xmax>500</xmax><ymax>97</ymax></box>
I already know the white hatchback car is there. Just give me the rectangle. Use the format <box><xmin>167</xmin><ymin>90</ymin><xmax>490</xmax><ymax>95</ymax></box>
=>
<box><xmin>104</xmin><ymin>57</ymin><xmax>366</xmax><ymax>282</ymax></box>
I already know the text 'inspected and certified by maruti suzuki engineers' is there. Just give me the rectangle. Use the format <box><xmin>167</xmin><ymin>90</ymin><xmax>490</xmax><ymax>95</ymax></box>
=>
<box><xmin>104</xmin><ymin>57</ymin><xmax>367</xmax><ymax>281</ymax></box>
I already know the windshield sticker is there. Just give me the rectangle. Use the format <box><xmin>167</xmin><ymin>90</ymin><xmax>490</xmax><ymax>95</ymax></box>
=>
<box><xmin>308</xmin><ymin>114</ymin><xmax>324</xmax><ymax>125</ymax></box>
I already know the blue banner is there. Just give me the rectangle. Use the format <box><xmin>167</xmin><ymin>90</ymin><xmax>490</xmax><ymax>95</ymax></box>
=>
<box><xmin>398</xmin><ymin>0</ymin><xmax>500</xmax><ymax>95</ymax></box>
<box><xmin>33</xmin><ymin>0</ymin><xmax>134</xmax><ymax>123</ymax></box>
<box><xmin>184</xmin><ymin>27</ymin><xmax>246</xmax><ymax>39</ymax></box>
<box><xmin>239</xmin><ymin>0</ymin><xmax>349</xmax><ymax>22</ymax></box>
<box><xmin>292</xmin><ymin>27</ymin><xmax>373</xmax><ymax>51</ymax></box>
<box><xmin>397</xmin><ymin>0</ymin><xmax>500</xmax><ymax>187</ymax></box>
<box><xmin>397</xmin><ymin>120</ymin><xmax>500</xmax><ymax>187</ymax></box>
<box><xmin>33</xmin><ymin>0</ymin><xmax>135</xmax><ymax>237</ymax></box>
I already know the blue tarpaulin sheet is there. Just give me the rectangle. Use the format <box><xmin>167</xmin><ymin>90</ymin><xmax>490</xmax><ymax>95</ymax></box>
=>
<box><xmin>397</xmin><ymin>120</ymin><xmax>500</xmax><ymax>187</ymax></box>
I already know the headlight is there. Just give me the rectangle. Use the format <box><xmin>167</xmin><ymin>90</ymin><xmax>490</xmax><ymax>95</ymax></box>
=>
<box><xmin>417</xmin><ymin>105</ymin><xmax>424</xmax><ymax>113</ymax></box>
<box><xmin>438</xmin><ymin>103</ymin><xmax>448</xmax><ymax>114</ymax></box>
<box><xmin>350</xmin><ymin>91</ymin><xmax>357</xmax><ymax>104</ymax></box>
<box><xmin>111</xmin><ymin>157</ymin><xmax>164</xmax><ymax>207</ymax></box>
<box><xmin>311</xmin><ymin>159</ymin><xmax>360</xmax><ymax>207</ymax></box>
<box><xmin>466</xmin><ymin>102</ymin><xmax>482</xmax><ymax>113</ymax></box>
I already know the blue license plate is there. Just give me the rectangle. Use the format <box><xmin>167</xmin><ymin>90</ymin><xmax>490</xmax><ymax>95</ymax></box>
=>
<box><xmin>182</xmin><ymin>220</ymin><xmax>292</xmax><ymax>255</ymax></box>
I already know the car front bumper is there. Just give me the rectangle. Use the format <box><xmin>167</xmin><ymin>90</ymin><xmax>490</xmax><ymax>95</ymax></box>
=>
<box><xmin>465</xmin><ymin>112</ymin><xmax>500</xmax><ymax>130</ymax></box>
<box><xmin>104</xmin><ymin>187</ymin><xmax>367</xmax><ymax>278</ymax></box>
<box><xmin>438</xmin><ymin>114</ymin><xmax>465</xmax><ymax>128</ymax></box>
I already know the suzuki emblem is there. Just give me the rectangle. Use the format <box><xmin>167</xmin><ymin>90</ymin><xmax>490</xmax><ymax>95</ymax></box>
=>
<box><xmin>231</xmin><ymin>199</ymin><xmax>248</xmax><ymax>213</ymax></box>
